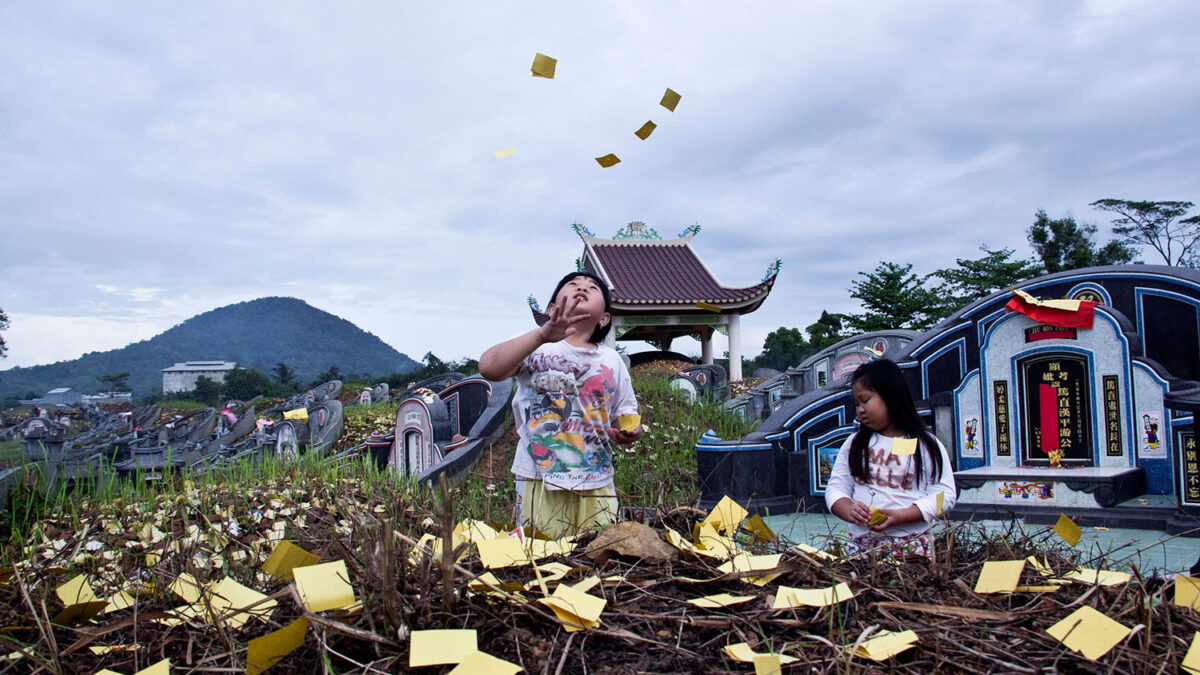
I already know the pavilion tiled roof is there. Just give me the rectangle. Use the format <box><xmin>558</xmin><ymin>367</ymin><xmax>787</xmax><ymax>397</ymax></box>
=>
<box><xmin>582</xmin><ymin>234</ymin><xmax>776</xmax><ymax>308</ymax></box>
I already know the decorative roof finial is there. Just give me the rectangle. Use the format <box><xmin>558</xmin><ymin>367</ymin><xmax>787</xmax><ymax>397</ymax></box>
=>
<box><xmin>527</xmin><ymin>295</ymin><xmax>542</xmax><ymax>313</ymax></box>
<box><xmin>575</xmin><ymin>256</ymin><xmax>585</xmax><ymax>272</ymax></box>
<box><xmin>614</xmin><ymin>221</ymin><xmax>661</xmax><ymax>240</ymax></box>
<box><xmin>571</xmin><ymin>222</ymin><xmax>596</xmax><ymax>238</ymax></box>
<box><xmin>762</xmin><ymin>258</ymin><xmax>783</xmax><ymax>282</ymax></box>
<box><xmin>677</xmin><ymin>223</ymin><xmax>701</xmax><ymax>238</ymax></box>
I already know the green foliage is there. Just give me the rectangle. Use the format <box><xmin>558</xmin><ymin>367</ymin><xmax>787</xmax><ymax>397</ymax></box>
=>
<box><xmin>755</xmin><ymin>327</ymin><xmax>810</xmax><ymax>371</ymax></box>
<box><xmin>0</xmin><ymin>307</ymin><xmax>8</xmax><ymax>359</ymax></box>
<box><xmin>806</xmin><ymin>310</ymin><xmax>849</xmax><ymax>352</ymax></box>
<box><xmin>190</xmin><ymin>376</ymin><xmax>222</xmax><ymax>406</ymax></box>
<box><xmin>1027</xmin><ymin>209</ymin><xmax>1137</xmax><ymax>273</ymax></box>
<box><xmin>97</xmin><ymin>372</ymin><xmax>132</xmax><ymax>393</ymax></box>
<box><xmin>273</xmin><ymin>362</ymin><xmax>298</xmax><ymax>391</ymax></box>
<box><xmin>846</xmin><ymin>262</ymin><xmax>946</xmax><ymax>332</ymax></box>
<box><xmin>1091</xmin><ymin>199</ymin><xmax>1199</xmax><ymax>266</ymax></box>
<box><xmin>222</xmin><ymin>365</ymin><xmax>283</xmax><ymax>400</ymax></box>
<box><xmin>929</xmin><ymin>245</ymin><xmax>1040</xmax><ymax>315</ymax></box>
<box><xmin>390</xmin><ymin>353</ymin><xmax>480</xmax><ymax>387</ymax></box>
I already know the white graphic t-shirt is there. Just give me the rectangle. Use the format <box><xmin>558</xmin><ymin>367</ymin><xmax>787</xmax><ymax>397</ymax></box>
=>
<box><xmin>510</xmin><ymin>340</ymin><xmax>637</xmax><ymax>491</ymax></box>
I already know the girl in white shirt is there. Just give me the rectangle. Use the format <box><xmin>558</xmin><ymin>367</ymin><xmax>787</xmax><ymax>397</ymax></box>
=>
<box><xmin>825</xmin><ymin>359</ymin><xmax>956</xmax><ymax>556</ymax></box>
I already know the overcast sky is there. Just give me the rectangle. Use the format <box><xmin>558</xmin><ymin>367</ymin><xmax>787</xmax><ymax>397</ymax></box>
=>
<box><xmin>2</xmin><ymin>2</ymin><xmax>1198</xmax><ymax>373</ymax></box>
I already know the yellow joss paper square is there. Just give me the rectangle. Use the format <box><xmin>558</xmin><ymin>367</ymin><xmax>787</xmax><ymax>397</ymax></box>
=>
<box><xmin>133</xmin><ymin>659</ymin><xmax>171</xmax><ymax>675</ymax></box>
<box><xmin>1183</xmin><ymin>632</ymin><xmax>1200</xmax><ymax>675</ymax></box>
<box><xmin>1176</xmin><ymin>575</ymin><xmax>1200</xmax><ymax>610</ymax></box>
<box><xmin>867</xmin><ymin>506</ymin><xmax>887</xmax><ymax>526</ymax></box>
<box><xmin>634</xmin><ymin>121</ymin><xmax>656</xmax><ymax>140</ymax></box>
<box><xmin>478</xmin><ymin>537</ymin><xmax>531</xmax><ymax>568</ymax></box>
<box><xmin>540</xmin><ymin>584</ymin><xmax>605</xmax><ymax>632</ymax></box>
<box><xmin>1046</xmin><ymin>605</ymin><xmax>1130</xmax><ymax>660</ymax></box>
<box><xmin>660</xmin><ymin>87</ymin><xmax>681</xmax><ymax>112</ymax></box>
<box><xmin>616</xmin><ymin>414</ymin><xmax>641</xmax><ymax>432</ymax></box>
<box><xmin>891</xmin><ymin>437</ymin><xmax>917</xmax><ymax>455</ymax></box>
<box><xmin>170</xmin><ymin>573</ymin><xmax>204</xmax><ymax>604</ymax></box>
<box><xmin>853</xmin><ymin>630</ymin><xmax>919</xmax><ymax>661</ymax></box>
<box><xmin>687</xmin><ymin>593</ymin><xmax>757</xmax><ymax>608</ymax></box>
<box><xmin>262</xmin><ymin>540</ymin><xmax>319</xmax><ymax>581</ymax></box>
<box><xmin>293</xmin><ymin>560</ymin><xmax>356</xmax><ymax>613</ymax></box>
<box><xmin>409</xmin><ymin>629</ymin><xmax>478</xmax><ymax>667</ymax></box>
<box><xmin>449</xmin><ymin>650</ymin><xmax>523</xmax><ymax>675</ymax></box>
<box><xmin>531</xmin><ymin>53</ymin><xmax>557</xmax><ymax>78</ymax></box>
<box><xmin>493</xmin><ymin>146</ymin><xmax>516</xmax><ymax>159</ymax></box>
<box><xmin>209</xmin><ymin>576</ymin><xmax>276</xmax><ymax>629</ymax></box>
<box><xmin>595</xmin><ymin>154</ymin><xmax>620</xmax><ymax>168</ymax></box>
<box><xmin>703</xmin><ymin>495</ymin><xmax>749</xmax><ymax>534</ymax></box>
<box><xmin>57</xmin><ymin>575</ymin><xmax>98</xmax><ymax>605</ymax></box>
<box><xmin>247</xmin><ymin>617</ymin><xmax>308</xmax><ymax>675</ymax></box>
<box><xmin>723</xmin><ymin>643</ymin><xmax>797</xmax><ymax>665</ymax></box>
<box><xmin>1053</xmin><ymin>513</ymin><xmax>1082</xmax><ymax>547</ymax></box>
<box><xmin>743</xmin><ymin>513</ymin><xmax>776</xmax><ymax>542</ymax></box>
<box><xmin>974</xmin><ymin>560</ymin><xmax>1025</xmax><ymax>594</ymax></box>
<box><xmin>753</xmin><ymin>653</ymin><xmax>782</xmax><ymax>675</ymax></box>
<box><xmin>283</xmin><ymin>407</ymin><xmax>307</xmax><ymax>422</ymax></box>
<box><xmin>1064</xmin><ymin>568</ymin><xmax>1131</xmax><ymax>586</ymax></box>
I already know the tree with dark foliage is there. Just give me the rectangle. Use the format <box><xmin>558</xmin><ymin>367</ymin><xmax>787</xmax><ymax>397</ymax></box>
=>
<box><xmin>1091</xmin><ymin>199</ymin><xmax>1199</xmax><ymax>266</ymax></box>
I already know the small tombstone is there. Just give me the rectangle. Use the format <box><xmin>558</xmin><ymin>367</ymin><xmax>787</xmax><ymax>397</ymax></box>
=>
<box><xmin>371</xmin><ymin>383</ymin><xmax>389</xmax><ymax>402</ymax></box>
<box><xmin>358</xmin><ymin>389</ymin><xmax>373</xmax><ymax>406</ymax></box>
<box><xmin>389</xmin><ymin>395</ymin><xmax>452</xmax><ymax>477</ymax></box>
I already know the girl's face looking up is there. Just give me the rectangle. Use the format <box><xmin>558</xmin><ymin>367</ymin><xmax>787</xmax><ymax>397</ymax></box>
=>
<box><xmin>852</xmin><ymin>379</ymin><xmax>897</xmax><ymax>437</ymax></box>
<box><xmin>554</xmin><ymin>276</ymin><xmax>607</xmax><ymax>319</ymax></box>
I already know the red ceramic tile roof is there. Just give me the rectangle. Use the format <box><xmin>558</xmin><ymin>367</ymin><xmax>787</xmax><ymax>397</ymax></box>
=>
<box><xmin>589</xmin><ymin>241</ymin><xmax>773</xmax><ymax>305</ymax></box>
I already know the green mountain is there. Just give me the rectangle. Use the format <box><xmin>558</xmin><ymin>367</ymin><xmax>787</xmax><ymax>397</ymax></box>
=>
<box><xmin>0</xmin><ymin>297</ymin><xmax>420</xmax><ymax>399</ymax></box>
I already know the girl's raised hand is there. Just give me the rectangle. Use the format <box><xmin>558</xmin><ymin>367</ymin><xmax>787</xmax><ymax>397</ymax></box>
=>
<box><xmin>539</xmin><ymin>297</ymin><xmax>591</xmax><ymax>343</ymax></box>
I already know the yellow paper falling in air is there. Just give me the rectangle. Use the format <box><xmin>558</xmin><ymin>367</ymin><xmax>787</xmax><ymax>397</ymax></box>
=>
<box><xmin>1176</xmin><ymin>575</ymin><xmax>1200</xmax><ymax>610</ymax></box>
<box><xmin>494</xmin><ymin>146</ymin><xmax>517</xmax><ymax>159</ymax></box>
<box><xmin>246</xmin><ymin>617</ymin><xmax>308</xmax><ymax>675</ymax></box>
<box><xmin>723</xmin><ymin>643</ymin><xmax>797</xmax><ymax>664</ymax></box>
<box><xmin>595</xmin><ymin>154</ymin><xmax>620</xmax><ymax>168</ymax></box>
<box><xmin>687</xmin><ymin>593</ymin><xmax>758</xmax><ymax>608</ymax></box>
<box><xmin>449</xmin><ymin>650</ymin><xmax>524</xmax><ymax>675</ymax></box>
<box><xmin>660</xmin><ymin>87</ymin><xmax>681</xmax><ymax>112</ymax></box>
<box><xmin>772</xmin><ymin>582</ymin><xmax>854</xmax><ymax>609</ymax></box>
<box><xmin>891</xmin><ymin>437</ymin><xmax>917</xmax><ymax>455</ymax></box>
<box><xmin>617</xmin><ymin>414</ymin><xmax>641</xmax><ymax>432</ymax></box>
<box><xmin>702</xmin><ymin>496</ymin><xmax>749</xmax><ymax>534</ymax></box>
<box><xmin>1182</xmin><ymin>632</ymin><xmax>1200</xmax><ymax>675</ymax></box>
<box><xmin>1046</xmin><ymin>605</ymin><xmax>1131</xmax><ymax>660</ymax></box>
<box><xmin>1053</xmin><ymin>513</ymin><xmax>1082</xmax><ymax>547</ymax></box>
<box><xmin>208</xmin><ymin>576</ymin><xmax>277</xmax><ymax>629</ymax></box>
<box><xmin>974</xmin><ymin>560</ymin><xmax>1025</xmax><ymax>594</ymax></box>
<box><xmin>743</xmin><ymin>514</ymin><xmax>776</xmax><ymax>543</ymax></box>
<box><xmin>753</xmin><ymin>653</ymin><xmax>782</xmax><ymax>675</ymax></box>
<box><xmin>867</xmin><ymin>506</ymin><xmax>887</xmax><ymax>526</ymax></box>
<box><xmin>539</xmin><ymin>583</ymin><xmax>606</xmax><ymax>632</ymax></box>
<box><xmin>531</xmin><ymin>53</ymin><xmax>557</xmax><ymax>78</ymax></box>
<box><xmin>634</xmin><ymin>121</ymin><xmax>657</xmax><ymax>140</ymax></box>
<box><xmin>935</xmin><ymin>491</ymin><xmax>945</xmax><ymax>516</ymax></box>
<box><xmin>1064</xmin><ymin>568</ymin><xmax>1131</xmax><ymax>586</ymax></box>
<box><xmin>283</xmin><ymin>408</ymin><xmax>308</xmax><ymax>422</ymax></box>
<box><xmin>293</xmin><ymin>560</ymin><xmax>356</xmax><ymax>613</ymax></box>
<box><xmin>262</xmin><ymin>540</ymin><xmax>319</xmax><ymax>582</ymax></box>
<box><xmin>852</xmin><ymin>629</ymin><xmax>919</xmax><ymax>661</ymax></box>
<box><xmin>478</xmin><ymin>537</ymin><xmax>532</xmax><ymax>568</ymax></box>
<box><xmin>409</xmin><ymin>629</ymin><xmax>479</xmax><ymax>667</ymax></box>
<box><xmin>696</xmin><ymin>301</ymin><xmax>722</xmax><ymax>313</ymax></box>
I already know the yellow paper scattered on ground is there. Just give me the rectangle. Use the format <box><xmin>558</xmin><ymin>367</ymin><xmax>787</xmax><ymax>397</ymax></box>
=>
<box><xmin>528</xmin><ymin>538</ymin><xmax>572</xmax><ymax>560</ymax></box>
<box><xmin>247</xmin><ymin>617</ymin><xmax>308</xmax><ymax>675</ymax></box>
<box><xmin>209</xmin><ymin>576</ymin><xmax>276</xmax><ymax>629</ymax></box>
<box><xmin>719</xmin><ymin>553</ymin><xmax>781</xmax><ymax>575</ymax></box>
<box><xmin>1014</xmin><ymin>585</ymin><xmax>1061</xmax><ymax>593</ymax></box>
<box><xmin>723</xmin><ymin>643</ymin><xmax>797</xmax><ymax>664</ymax></box>
<box><xmin>617</xmin><ymin>414</ymin><xmax>641</xmax><ymax>432</ymax></box>
<box><xmin>262</xmin><ymin>540</ymin><xmax>319</xmax><ymax>582</ymax></box>
<box><xmin>703</xmin><ymin>496</ymin><xmax>749</xmax><ymax>534</ymax></box>
<box><xmin>687</xmin><ymin>593</ymin><xmax>757</xmax><ymax>608</ymax></box>
<box><xmin>101</xmin><ymin>659</ymin><xmax>168</xmax><ymax>675</ymax></box>
<box><xmin>1046</xmin><ymin>605</ymin><xmax>1131</xmax><ymax>660</ymax></box>
<box><xmin>571</xmin><ymin>576</ymin><xmax>602</xmax><ymax>594</ymax></box>
<box><xmin>891</xmin><ymin>437</ymin><xmax>917</xmax><ymax>455</ymax></box>
<box><xmin>1176</xmin><ymin>575</ymin><xmax>1200</xmax><ymax>610</ymax></box>
<box><xmin>455</xmin><ymin>520</ymin><xmax>503</xmax><ymax>544</ymax></box>
<box><xmin>772</xmin><ymin>582</ymin><xmax>854</xmax><ymax>609</ymax></box>
<box><xmin>665</xmin><ymin>527</ymin><xmax>701</xmax><ymax>555</ymax></box>
<box><xmin>853</xmin><ymin>629</ymin><xmax>919</xmax><ymax>661</ymax></box>
<box><xmin>1183</xmin><ymin>632</ymin><xmax>1200</xmax><ymax>675</ymax></box>
<box><xmin>409</xmin><ymin>629</ymin><xmax>478</xmax><ymax>667</ymax></box>
<box><xmin>1064</xmin><ymin>568</ymin><xmax>1131</xmax><ymax>586</ymax></box>
<box><xmin>794</xmin><ymin>543</ymin><xmax>834</xmax><ymax>561</ymax></box>
<box><xmin>539</xmin><ymin>583</ymin><xmax>606</xmax><ymax>632</ymax></box>
<box><xmin>171</xmin><ymin>573</ymin><xmax>204</xmax><ymax>603</ymax></box>
<box><xmin>493</xmin><ymin>146</ymin><xmax>517</xmax><ymax>159</ymax></box>
<box><xmin>974</xmin><ymin>560</ymin><xmax>1025</xmax><ymax>594</ymax></box>
<box><xmin>89</xmin><ymin>644</ymin><xmax>142</xmax><ymax>655</ymax></box>
<box><xmin>449</xmin><ymin>650</ymin><xmax>523</xmax><ymax>675</ymax></box>
<box><xmin>102</xmin><ymin>589</ymin><xmax>136</xmax><ymax>615</ymax></box>
<box><xmin>1053</xmin><ymin>513</ymin><xmax>1082</xmax><ymax>547</ymax></box>
<box><xmin>53</xmin><ymin>575</ymin><xmax>107</xmax><ymax>624</ymax></box>
<box><xmin>531</xmin><ymin>53</ymin><xmax>557</xmax><ymax>78</ymax></box>
<box><xmin>753</xmin><ymin>653</ymin><xmax>782</xmax><ymax>675</ymax></box>
<box><xmin>595</xmin><ymin>154</ymin><xmax>620</xmax><ymax>168</ymax></box>
<box><xmin>634</xmin><ymin>121</ymin><xmax>656</xmax><ymax>140</ymax></box>
<box><xmin>660</xmin><ymin>88</ymin><xmax>681</xmax><ymax>111</ymax></box>
<box><xmin>477</xmin><ymin>538</ymin><xmax>531</xmax><ymax>569</ymax></box>
<box><xmin>743</xmin><ymin>514</ymin><xmax>776</xmax><ymax>542</ymax></box>
<box><xmin>293</xmin><ymin>560</ymin><xmax>356</xmax><ymax>613</ymax></box>
<box><xmin>283</xmin><ymin>408</ymin><xmax>307</xmax><ymax>422</ymax></box>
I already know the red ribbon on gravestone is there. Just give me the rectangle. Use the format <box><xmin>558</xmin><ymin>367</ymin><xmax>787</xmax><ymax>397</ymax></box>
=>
<box><xmin>1005</xmin><ymin>289</ymin><xmax>1097</xmax><ymax>329</ymax></box>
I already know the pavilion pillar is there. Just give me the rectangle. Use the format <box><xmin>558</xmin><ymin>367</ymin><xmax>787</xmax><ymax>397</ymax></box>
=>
<box><xmin>700</xmin><ymin>328</ymin><xmax>713</xmax><ymax>365</ymax></box>
<box><xmin>728</xmin><ymin>313</ymin><xmax>742</xmax><ymax>381</ymax></box>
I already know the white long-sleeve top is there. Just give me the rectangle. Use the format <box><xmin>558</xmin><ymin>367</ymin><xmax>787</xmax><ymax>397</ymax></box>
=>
<box><xmin>824</xmin><ymin>432</ymin><xmax>957</xmax><ymax>538</ymax></box>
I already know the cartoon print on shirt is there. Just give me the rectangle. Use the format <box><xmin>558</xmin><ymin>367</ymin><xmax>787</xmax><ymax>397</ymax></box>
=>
<box><xmin>521</xmin><ymin>357</ymin><xmax>617</xmax><ymax>477</ymax></box>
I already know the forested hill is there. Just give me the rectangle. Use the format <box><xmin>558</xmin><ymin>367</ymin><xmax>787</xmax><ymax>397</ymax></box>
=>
<box><xmin>0</xmin><ymin>297</ymin><xmax>420</xmax><ymax>399</ymax></box>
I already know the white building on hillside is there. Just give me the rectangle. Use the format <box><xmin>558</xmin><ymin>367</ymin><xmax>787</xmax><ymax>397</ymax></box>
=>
<box><xmin>162</xmin><ymin>361</ymin><xmax>238</xmax><ymax>394</ymax></box>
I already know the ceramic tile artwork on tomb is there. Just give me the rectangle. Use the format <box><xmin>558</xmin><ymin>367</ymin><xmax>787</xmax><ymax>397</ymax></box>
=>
<box><xmin>697</xmin><ymin>265</ymin><xmax>1200</xmax><ymax>536</ymax></box>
